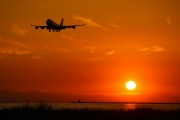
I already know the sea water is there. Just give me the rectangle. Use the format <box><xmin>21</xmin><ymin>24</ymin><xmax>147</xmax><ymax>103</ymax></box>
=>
<box><xmin>0</xmin><ymin>103</ymin><xmax>180</xmax><ymax>110</ymax></box>
<box><xmin>52</xmin><ymin>103</ymin><xmax>180</xmax><ymax>110</ymax></box>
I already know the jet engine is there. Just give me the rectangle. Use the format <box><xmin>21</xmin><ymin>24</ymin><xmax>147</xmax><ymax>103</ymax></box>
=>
<box><xmin>40</xmin><ymin>26</ymin><xmax>45</xmax><ymax>29</ymax></box>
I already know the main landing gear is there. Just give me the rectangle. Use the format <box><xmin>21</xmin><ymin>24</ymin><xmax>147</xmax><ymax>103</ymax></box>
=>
<box><xmin>49</xmin><ymin>30</ymin><xmax>60</xmax><ymax>32</ymax></box>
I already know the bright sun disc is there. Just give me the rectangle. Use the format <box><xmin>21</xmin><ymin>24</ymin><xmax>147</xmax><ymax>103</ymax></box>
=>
<box><xmin>126</xmin><ymin>81</ymin><xmax>136</xmax><ymax>90</ymax></box>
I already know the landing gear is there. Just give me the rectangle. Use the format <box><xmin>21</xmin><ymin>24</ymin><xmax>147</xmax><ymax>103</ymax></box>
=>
<box><xmin>48</xmin><ymin>29</ymin><xmax>60</xmax><ymax>32</ymax></box>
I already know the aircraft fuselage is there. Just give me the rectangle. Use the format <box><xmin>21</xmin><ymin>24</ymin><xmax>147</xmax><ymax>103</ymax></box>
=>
<box><xmin>31</xmin><ymin>18</ymin><xmax>86</xmax><ymax>32</ymax></box>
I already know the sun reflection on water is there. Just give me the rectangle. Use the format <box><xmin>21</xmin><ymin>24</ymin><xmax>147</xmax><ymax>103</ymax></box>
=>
<box><xmin>124</xmin><ymin>104</ymin><xmax>137</xmax><ymax>110</ymax></box>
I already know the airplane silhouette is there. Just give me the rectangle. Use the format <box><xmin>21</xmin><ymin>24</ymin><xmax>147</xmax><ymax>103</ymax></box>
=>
<box><xmin>31</xmin><ymin>18</ymin><xmax>86</xmax><ymax>32</ymax></box>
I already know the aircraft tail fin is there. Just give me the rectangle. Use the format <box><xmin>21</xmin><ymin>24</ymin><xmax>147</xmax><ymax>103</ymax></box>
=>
<box><xmin>60</xmin><ymin>18</ymin><xmax>64</xmax><ymax>26</ymax></box>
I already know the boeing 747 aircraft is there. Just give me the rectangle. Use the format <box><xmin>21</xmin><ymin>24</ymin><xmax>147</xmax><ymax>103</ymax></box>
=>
<box><xmin>31</xmin><ymin>18</ymin><xmax>86</xmax><ymax>32</ymax></box>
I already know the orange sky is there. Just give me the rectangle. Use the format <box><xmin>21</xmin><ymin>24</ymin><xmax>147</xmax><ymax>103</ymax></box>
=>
<box><xmin>0</xmin><ymin>0</ymin><xmax>180</xmax><ymax>102</ymax></box>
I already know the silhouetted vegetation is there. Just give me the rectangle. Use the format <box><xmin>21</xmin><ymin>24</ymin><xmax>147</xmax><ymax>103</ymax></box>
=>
<box><xmin>1</xmin><ymin>102</ymin><xmax>180</xmax><ymax>120</ymax></box>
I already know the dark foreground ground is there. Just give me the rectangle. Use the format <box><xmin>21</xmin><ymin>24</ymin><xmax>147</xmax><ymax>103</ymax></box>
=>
<box><xmin>1</xmin><ymin>102</ymin><xmax>180</xmax><ymax>120</ymax></box>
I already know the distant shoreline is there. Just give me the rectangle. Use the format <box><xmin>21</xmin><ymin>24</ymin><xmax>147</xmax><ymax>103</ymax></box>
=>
<box><xmin>0</xmin><ymin>101</ymin><xmax>180</xmax><ymax>104</ymax></box>
<box><xmin>71</xmin><ymin>101</ymin><xmax>180</xmax><ymax>104</ymax></box>
<box><xmin>1</xmin><ymin>103</ymin><xmax>180</xmax><ymax>120</ymax></box>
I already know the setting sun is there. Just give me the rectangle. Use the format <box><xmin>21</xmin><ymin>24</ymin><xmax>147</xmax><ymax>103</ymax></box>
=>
<box><xmin>126</xmin><ymin>81</ymin><xmax>136</xmax><ymax>90</ymax></box>
<box><xmin>1</xmin><ymin>0</ymin><xmax>180</xmax><ymax>103</ymax></box>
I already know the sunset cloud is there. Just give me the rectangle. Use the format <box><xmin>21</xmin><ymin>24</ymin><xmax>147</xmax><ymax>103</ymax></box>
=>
<box><xmin>86</xmin><ymin>57</ymin><xmax>104</xmax><ymax>61</ymax></box>
<box><xmin>54</xmin><ymin>47</ymin><xmax>68</xmax><ymax>53</ymax></box>
<box><xmin>85</xmin><ymin>46</ymin><xmax>96</xmax><ymax>53</ymax></box>
<box><xmin>12</xmin><ymin>24</ymin><xmax>28</xmax><ymax>35</ymax></box>
<box><xmin>14</xmin><ymin>49</ymin><xmax>31</xmax><ymax>55</ymax></box>
<box><xmin>0</xmin><ymin>48</ymin><xmax>31</xmax><ymax>55</ymax></box>
<box><xmin>30</xmin><ymin>55</ymin><xmax>42</xmax><ymax>60</ymax></box>
<box><xmin>140</xmin><ymin>46</ymin><xmax>165</xmax><ymax>52</ymax></box>
<box><xmin>62</xmin><ymin>35</ymin><xmax>75</xmax><ymax>41</ymax></box>
<box><xmin>0</xmin><ymin>36</ymin><xmax>32</xmax><ymax>57</ymax></box>
<box><xmin>73</xmin><ymin>16</ymin><xmax>108</xmax><ymax>31</ymax></box>
<box><xmin>166</xmin><ymin>15</ymin><xmax>171</xmax><ymax>25</ymax></box>
<box><xmin>0</xmin><ymin>36</ymin><xmax>31</xmax><ymax>49</ymax></box>
<box><xmin>152</xmin><ymin>46</ymin><xmax>165</xmax><ymax>52</ymax></box>
<box><xmin>110</xmin><ymin>24</ymin><xmax>119</xmax><ymax>28</ymax></box>
<box><xmin>0</xmin><ymin>55</ymin><xmax>6</xmax><ymax>60</ymax></box>
<box><xmin>104</xmin><ymin>50</ymin><xmax>115</xmax><ymax>55</ymax></box>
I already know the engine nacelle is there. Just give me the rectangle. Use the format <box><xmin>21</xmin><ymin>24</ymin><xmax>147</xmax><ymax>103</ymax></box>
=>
<box><xmin>72</xmin><ymin>26</ymin><xmax>76</xmax><ymax>29</ymax></box>
<box><xmin>35</xmin><ymin>26</ymin><xmax>38</xmax><ymax>29</ymax></box>
<box><xmin>40</xmin><ymin>26</ymin><xmax>45</xmax><ymax>29</ymax></box>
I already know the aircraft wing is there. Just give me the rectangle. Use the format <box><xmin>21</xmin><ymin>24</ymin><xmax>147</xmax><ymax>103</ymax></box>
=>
<box><xmin>31</xmin><ymin>24</ymin><xmax>48</xmax><ymax>30</ymax></box>
<box><xmin>62</xmin><ymin>24</ymin><xmax>86</xmax><ymax>29</ymax></box>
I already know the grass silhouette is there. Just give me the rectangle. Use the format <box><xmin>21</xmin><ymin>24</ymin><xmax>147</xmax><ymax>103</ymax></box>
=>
<box><xmin>1</xmin><ymin>102</ymin><xmax>180</xmax><ymax>120</ymax></box>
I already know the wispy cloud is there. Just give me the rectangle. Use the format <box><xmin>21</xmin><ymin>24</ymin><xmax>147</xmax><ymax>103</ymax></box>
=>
<box><xmin>110</xmin><ymin>24</ymin><xmax>119</xmax><ymax>28</ymax></box>
<box><xmin>140</xmin><ymin>46</ymin><xmax>165</xmax><ymax>52</ymax></box>
<box><xmin>104</xmin><ymin>50</ymin><xmax>115</xmax><ymax>55</ymax></box>
<box><xmin>14</xmin><ymin>49</ymin><xmax>31</xmax><ymax>55</ymax></box>
<box><xmin>0</xmin><ymin>36</ymin><xmax>32</xmax><ymax>57</ymax></box>
<box><xmin>86</xmin><ymin>57</ymin><xmax>104</xmax><ymax>61</ymax></box>
<box><xmin>73</xmin><ymin>15</ymin><xmax>108</xmax><ymax>31</ymax></box>
<box><xmin>152</xmin><ymin>46</ymin><xmax>165</xmax><ymax>52</ymax></box>
<box><xmin>85</xmin><ymin>46</ymin><xmax>96</xmax><ymax>53</ymax></box>
<box><xmin>0</xmin><ymin>55</ymin><xmax>6</xmax><ymax>60</ymax></box>
<box><xmin>30</xmin><ymin>55</ymin><xmax>42</xmax><ymax>60</ymax></box>
<box><xmin>62</xmin><ymin>35</ymin><xmax>75</xmax><ymax>41</ymax></box>
<box><xmin>166</xmin><ymin>15</ymin><xmax>171</xmax><ymax>25</ymax></box>
<box><xmin>0</xmin><ymin>48</ymin><xmax>31</xmax><ymax>55</ymax></box>
<box><xmin>12</xmin><ymin>24</ymin><xmax>28</xmax><ymax>35</ymax></box>
<box><xmin>0</xmin><ymin>36</ymin><xmax>31</xmax><ymax>49</ymax></box>
<box><xmin>54</xmin><ymin>47</ymin><xmax>68</xmax><ymax>53</ymax></box>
